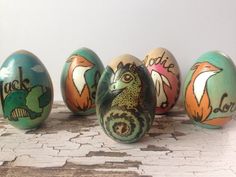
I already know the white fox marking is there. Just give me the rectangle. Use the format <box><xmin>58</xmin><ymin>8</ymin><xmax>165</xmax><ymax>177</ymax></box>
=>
<box><xmin>151</xmin><ymin>70</ymin><xmax>171</xmax><ymax>108</ymax></box>
<box><xmin>73</xmin><ymin>66</ymin><xmax>92</xmax><ymax>95</ymax></box>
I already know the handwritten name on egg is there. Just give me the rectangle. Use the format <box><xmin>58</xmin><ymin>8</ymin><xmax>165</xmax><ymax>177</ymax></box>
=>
<box><xmin>0</xmin><ymin>67</ymin><xmax>30</xmax><ymax>94</ymax></box>
<box><xmin>144</xmin><ymin>51</ymin><xmax>175</xmax><ymax>74</ymax></box>
<box><xmin>214</xmin><ymin>93</ymin><xmax>236</xmax><ymax>113</ymax></box>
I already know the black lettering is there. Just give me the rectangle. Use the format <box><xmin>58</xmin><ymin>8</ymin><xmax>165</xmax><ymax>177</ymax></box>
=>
<box><xmin>167</xmin><ymin>64</ymin><xmax>175</xmax><ymax>72</ymax></box>
<box><xmin>12</xmin><ymin>80</ymin><xmax>19</xmax><ymax>90</ymax></box>
<box><xmin>230</xmin><ymin>102</ymin><xmax>236</xmax><ymax>112</ymax></box>
<box><xmin>4</xmin><ymin>82</ymin><xmax>12</xmax><ymax>94</ymax></box>
<box><xmin>146</xmin><ymin>51</ymin><xmax>175</xmax><ymax>74</ymax></box>
<box><xmin>213</xmin><ymin>93</ymin><xmax>236</xmax><ymax>113</ymax></box>
<box><xmin>19</xmin><ymin>67</ymin><xmax>29</xmax><ymax>91</ymax></box>
<box><xmin>2</xmin><ymin>67</ymin><xmax>30</xmax><ymax>94</ymax></box>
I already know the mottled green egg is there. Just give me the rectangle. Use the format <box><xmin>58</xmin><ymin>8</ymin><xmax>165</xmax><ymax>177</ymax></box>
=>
<box><xmin>96</xmin><ymin>54</ymin><xmax>156</xmax><ymax>143</ymax></box>
<box><xmin>0</xmin><ymin>50</ymin><xmax>53</xmax><ymax>129</ymax></box>
<box><xmin>61</xmin><ymin>47</ymin><xmax>104</xmax><ymax>115</ymax></box>
<box><xmin>183</xmin><ymin>51</ymin><xmax>236</xmax><ymax>129</ymax></box>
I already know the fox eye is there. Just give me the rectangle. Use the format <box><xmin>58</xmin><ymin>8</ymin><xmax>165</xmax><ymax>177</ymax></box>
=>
<box><xmin>121</xmin><ymin>73</ymin><xmax>133</xmax><ymax>83</ymax></box>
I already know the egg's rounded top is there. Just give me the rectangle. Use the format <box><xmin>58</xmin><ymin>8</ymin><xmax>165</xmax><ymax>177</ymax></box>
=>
<box><xmin>198</xmin><ymin>51</ymin><xmax>233</xmax><ymax>62</ymax></box>
<box><xmin>7</xmin><ymin>50</ymin><xmax>41</xmax><ymax>61</ymax></box>
<box><xmin>69</xmin><ymin>47</ymin><xmax>99</xmax><ymax>60</ymax></box>
<box><xmin>68</xmin><ymin>47</ymin><xmax>104</xmax><ymax>71</ymax></box>
<box><xmin>145</xmin><ymin>48</ymin><xmax>176</xmax><ymax>59</ymax></box>
<box><xmin>196</xmin><ymin>51</ymin><xmax>235</xmax><ymax>71</ymax></box>
<box><xmin>1</xmin><ymin>49</ymin><xmax>45</xmax><ymax>69</ymax></box>
<box><xmin>212</xmin><ymin>50</ymin><xmax>232</xmax><ymax>59</ymax></box>
<box><xmin>108</xmin><ymin>54</ymin><xmax>142</xmax><ymax>71</ymax></box>
<box><xmin>146</xmin><ymin>47</ymin><xmax>169</xmax><ymax>53</ymax></box>
<box><xmin>11</xmin><ymin>49</ymin><xmax>35</xmax><ymax>55</ymax></box>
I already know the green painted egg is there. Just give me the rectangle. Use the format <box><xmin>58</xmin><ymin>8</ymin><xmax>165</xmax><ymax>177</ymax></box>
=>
<box><xmin>183</xmin><ymin>51</ymin><xmax>236</xmax><ymax>129</ymax></box>
<box><xmin>96</xmin><ymin>54</ymin><xmax>156</xmax><ymax>143</ymax></box>
<box><xmin>61</xmin><ymin>47</ymin><xmax>104</xmax><ymax>115</ymax></box>
<box><xmin>0</xmin><ymin>50</ymin><xmax>53</xmax><ymax>130</ymax></box>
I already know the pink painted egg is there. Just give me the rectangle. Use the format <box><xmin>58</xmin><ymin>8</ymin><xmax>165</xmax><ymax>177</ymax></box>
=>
<box><xmin>144</xmin><ymin>48</ymin><xmax>181</xmax><ymax>114</ymax></box>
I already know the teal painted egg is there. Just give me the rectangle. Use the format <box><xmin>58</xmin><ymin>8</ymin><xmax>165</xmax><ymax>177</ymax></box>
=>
<box><xmin>61</xmin><ymin>47</ymin><xmax>104</xmax><ymax>115</ymax></box>
<box><xmin>0</xmin><ymin>50</ymin><xmax>53</xmax><ymax>129</ymax></box>
<box><xmin>96</xmin><ymin>54</ymin><xmax>156</xmax><ymax>143</ymax></box>
<box><xmin>183</xmin><ymin>51</ymin><xmax>236</xmax><ymax>129</ymax></box>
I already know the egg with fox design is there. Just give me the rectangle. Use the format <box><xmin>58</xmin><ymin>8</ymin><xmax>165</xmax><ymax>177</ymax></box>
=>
<box><xmin>96</xmin><ymin>54</ymin><xmax>156</xmax><ymax>143</ymax></box>
<box><xmin>0</xmin><ymin>50</ymin><xmax>53</xmax><ymax>129</ymax></box>
<box><xmin>183</xmin><ymin>51</ymin><xmax>236</xmax><ymax>128</ymax></box>
<box><xmin>61</xmin><ymin>48</ymin><xmax>104</xmax><ymax>115</ymax></box>
<box><xmin>144</xmin><ymin>48</ymin><xmax>181</xmax><ymax>114</ymax></box>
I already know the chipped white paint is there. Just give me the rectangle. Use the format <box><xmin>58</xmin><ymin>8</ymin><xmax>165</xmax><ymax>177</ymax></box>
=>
<box><xmin>0</xmin><ymin>102</ymin><xmax>235</xmax><ymax>177</ymax></box>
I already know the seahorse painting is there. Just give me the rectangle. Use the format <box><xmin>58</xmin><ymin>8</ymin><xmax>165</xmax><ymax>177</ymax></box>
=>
<box><xmin>65</xmin><ymin>55</ymin><xmax>94</xmax><ymax>112</ymax></box>
<box><xmin>185</xmin><ymin>62</ymin><xmax>222</xmax><ymax>123</ymax></box>
<box><xmin>110</xmin><ymin>63</ymin><xmax>142</xmax><ymax>109</ymax></box>
<box><xmin>96</xmin><ymin>55</ymin><xmax>156</xmax><ymax>143</ymax></box>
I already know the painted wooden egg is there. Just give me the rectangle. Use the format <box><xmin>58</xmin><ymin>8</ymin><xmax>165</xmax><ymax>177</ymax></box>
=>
<box><xmin>61</xmin><ymin>47</ymin><xmax>104</xmax><ymax>115</ymax></box>
<box><xmin>96</xmin><ymin>54</ymin><xmax>156</xmax><ymax>143</ymax></box>
<box><xmin>183</xmin><ymin>51</ymin><xmax>236</xmax><ymax>129</ymax></box>
<box><xmin>144</xmin><ymin>48</ymin><xmax>181</xmax><ymax>114</ymax></box>
<box><xmin>0</xmin><ymin>50</ymin><xmax>53</xmax><ymax>129</ymax></box>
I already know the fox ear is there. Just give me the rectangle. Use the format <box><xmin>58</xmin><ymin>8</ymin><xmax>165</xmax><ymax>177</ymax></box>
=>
<box><xmin>66</xmin><ymin>55</ymin><xmax>78</xmax><ymax>63</ymax></box>
<box><xmin>191</xmin><ymin>63</ymin><xmax>200</xmax><ymax>70</ymax></box>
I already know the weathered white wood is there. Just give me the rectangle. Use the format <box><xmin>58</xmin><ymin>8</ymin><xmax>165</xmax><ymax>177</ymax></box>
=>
<box><xmin>0</xmin><ymin>102</ymin><xmax>235</xmax><ymax>177</ymax></box>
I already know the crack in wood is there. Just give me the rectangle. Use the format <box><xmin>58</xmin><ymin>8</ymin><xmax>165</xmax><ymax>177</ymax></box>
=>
<box><xmin>140</xmin><ymin>145</ymin><xmax>172</xmax><ymax>152</ymax></box>
<box><xmin>86</xmin><ymin>151</ymin><xmax>130</xmax><ymax>157</ymax></box>
<box><xmin>147</xmin><ymin>133</ymin><xmax>163</xmax><ymax>137</ymax></box>
<box><xmin>0</xmin><ymin>164</ymin><xmax>141</xmax><ymax>177</ymax></box>
<box><xmin>0</xmin><ymin>133</ymin><xmax>14</xmax><ymax>137</ymax></box>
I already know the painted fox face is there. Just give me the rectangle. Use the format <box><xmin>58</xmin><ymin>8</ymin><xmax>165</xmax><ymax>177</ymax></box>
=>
<box><xmin>67</xmin><ymin>55</ymin><xmax>94</xmax><ymax>68</ymax></box>
<box><xmin>191</xmin><ymin>62</ymin><xmax>222</xmax><ymax>74</ymax></box>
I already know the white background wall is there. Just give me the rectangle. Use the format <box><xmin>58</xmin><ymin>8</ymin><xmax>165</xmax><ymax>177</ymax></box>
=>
<box><xmin>0</xmin><ymin>0</ymin><xmax>236</xmax><ymax>100</ymax></box>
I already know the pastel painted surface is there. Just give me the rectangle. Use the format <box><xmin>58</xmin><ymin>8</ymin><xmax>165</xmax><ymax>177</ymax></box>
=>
<box><xmin>184</xmin><ymin>51</ymin><xmax>236</xmax><ymax>128</ymax></box>
<box><xmin>0</xmin><ymin>50</ymin><xmax>53</xmax><ymax>129</ymax></box>
<box><xmin>144</xmin><ymin>48</ymin><xmax>180</xmax><ymax>114</ymax></box>
<box><xmin>61</xmin><ymin>48</ymin><xmax>104</xmax><ymax>115</ymax></box>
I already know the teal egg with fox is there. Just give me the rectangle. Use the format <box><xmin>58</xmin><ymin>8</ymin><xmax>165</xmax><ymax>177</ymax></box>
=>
<box><xmin>183</xmin><ymin>51</ymin><xmax>236</xmax><ymax>129</ymax></box>
<box><xmin>0</xmin><ymin>50</ymin><xmax>53</xmax><ymax>129</ymax></box>
<box><xmin>96</xmin><ymin>54</ymin><xmax>156</xmax><ymax>143</ymax></box>
<box><xmin>61</xmin><ymin>47</ymin><xmax>104</xmax><ymax>115</ymax></box>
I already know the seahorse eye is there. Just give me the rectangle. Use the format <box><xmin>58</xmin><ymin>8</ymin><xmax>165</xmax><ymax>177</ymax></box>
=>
<box><xmin>121</xmin><ymin>73</ymin><xmax>133</xmax><ymax>83</ymax></box>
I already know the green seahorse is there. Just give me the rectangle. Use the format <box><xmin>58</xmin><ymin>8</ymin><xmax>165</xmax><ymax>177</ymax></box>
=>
<box><xmin>102</xmin><ymin>63</ymin><xmax>151</xmax><ymax>143</ymax></box>
<box><xmin>110</xmin><ymin>64</ymin><xmax>141</xmax><ymax>109</ymax></box>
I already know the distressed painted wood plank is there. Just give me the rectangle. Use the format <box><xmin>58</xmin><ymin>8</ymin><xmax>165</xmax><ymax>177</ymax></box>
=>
<box><xmin>0</xmin><ymin>102</ymin><xmax>235</xmax><ymax>177</ymax></box>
